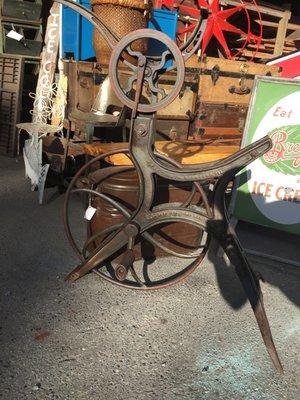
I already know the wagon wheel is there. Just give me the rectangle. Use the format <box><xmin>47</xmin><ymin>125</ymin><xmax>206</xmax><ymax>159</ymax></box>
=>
<box><xmin>64</xmin><ymin>151</ymin><xmax>211</xmax><ymax>290</ymax></box>
<box><xmin>158</xmin><ymin>0</ymin><xmax>262</xmax><ymax>61</ymax></box>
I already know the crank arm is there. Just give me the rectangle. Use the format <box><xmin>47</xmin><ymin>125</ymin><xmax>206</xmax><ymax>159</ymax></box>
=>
<box><xmin>115</xmin><ymin>249</ymin><xmax>135</xmax><ymax>281</ymax></box>
<box><xmin>115</xmin><ymin>223</ymin><xmax>139</xmax><ymax>281</ymax></box>
<box><xmin>65</xmin><ymin>228</ymin><xmax>129</xmax><ymax>282</ymax></box>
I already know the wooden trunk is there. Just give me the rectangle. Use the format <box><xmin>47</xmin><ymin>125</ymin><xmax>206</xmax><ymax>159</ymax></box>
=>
<box><xmin>63</xmin><ymin>60</ymin><xmax>198</xmax><ymax>140</ymax></box>
<box><xmin>186</xmin><ymin>56</ymin><xmax>281</xmax><ymax>138</ymax></box>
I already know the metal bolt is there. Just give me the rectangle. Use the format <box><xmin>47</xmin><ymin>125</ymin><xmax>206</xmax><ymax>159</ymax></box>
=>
<box><xmin>138</xmin><ymin>58</ymin><xmax>145</xmax><ymax>67</ymax></box>
<box><xmin>136</xmin><ymin>124</ymin><xmax>148</xmax><ymax>137</ymax></box>
<box><xmin>115</xmin><ymin>264</ymin><xmax>127</xmax><ymax>281</ymax></box>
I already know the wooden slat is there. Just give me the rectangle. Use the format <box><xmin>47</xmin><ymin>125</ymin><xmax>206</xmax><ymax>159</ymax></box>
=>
<box><xmin>255</xmin><ymin>19</ymin><xmax>299</xmax><ymax>31</ymax></box>
<box><xmin>83</xmin><ymin>141</ymin><xmax>240</xmax><ymax>166</ymax></box>
<box><xmin>186</xmin><ymin>56</ymin><xmax>280</xmax><ymax>75</ymax></box>
<box><xmin>274</xmin><ymin>10</ymin><xmax>291</xmax><ymax>56</ymax></box>
<box><xmin>246</xmin><ymin>42</ymin><xmax>297</xmax><ymax>53</ymax></box>
<box><xmin>199</xmin><ymin>75</ymin><xmax>252</xmax><ymax>105</ymax></box>
<box><xmin>242</xmin><ymin>50</ymin><xmax>275</xmax><ymax>59</ymax></box>
<box><xmin>286</xmin><ymin>29</ymin><xmax>300</xmax><ymax>41</ymax></box>
<box><xmin>221</xmin><ymin>0</ymin><xmax>289</xmax><ymax>18</ymax></box>
<box><xmin>200</xmin><ymin>127</ymin><xmax>242</xmax><ymax>138</ymax></box>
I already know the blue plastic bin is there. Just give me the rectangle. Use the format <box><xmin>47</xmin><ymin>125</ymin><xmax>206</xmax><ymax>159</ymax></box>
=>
<box><xmin>148</xmin><ymin>8</ymin><xmax>178</xmax><ymax>68</ymax></box>
<box><xmin>61</xmin><ymin>0</ymin><xmax>95</xmax><ymax>61</ymax></box>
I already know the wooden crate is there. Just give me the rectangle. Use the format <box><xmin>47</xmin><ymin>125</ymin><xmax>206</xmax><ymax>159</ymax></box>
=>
<box><xmin>1</xmin><ymin>21</ymin><xmax>42</xmax><ymax>57</ymax></box>
<box><xmin>2</xmin><ymin>0</ymin><xmax>42</xmax><ymax>23</ymax></box>
<box><xmin>221</xmin><ymin>0</ymin><xmax>291</xmax><ymax>59</ymax></box>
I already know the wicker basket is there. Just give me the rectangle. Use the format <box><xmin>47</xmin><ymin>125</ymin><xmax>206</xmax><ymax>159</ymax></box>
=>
<box><xmin>92</xmin><ymin>0</ymin><xmax>149</xmax><ymax>65</ymax></box>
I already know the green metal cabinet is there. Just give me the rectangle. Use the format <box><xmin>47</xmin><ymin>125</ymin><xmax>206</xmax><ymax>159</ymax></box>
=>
<box><xmin>2</xmin><ymin>0</ymin><xmax>42</xmax><ymax>23</ymax></box>
<box><xmin>1</xmin><ymin>21</ymin><xmax>42</xmax><ymax>56</ymax></box>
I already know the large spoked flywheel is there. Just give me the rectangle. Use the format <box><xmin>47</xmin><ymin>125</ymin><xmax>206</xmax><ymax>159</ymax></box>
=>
<box><xmin>64</xmin><ymin>153</ymin><xmax>210</xmax><ymax>289</ymax></box>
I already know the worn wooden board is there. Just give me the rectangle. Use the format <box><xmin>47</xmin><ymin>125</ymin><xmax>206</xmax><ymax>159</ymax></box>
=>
<box><xmin>199</xmin><ymin>75</ymin><xmax>253</xmax><ymax>105</ymax></box>
<box><xmin>157</xmin><ymin>85</ymin><xmax>197</xmax><ymax>119</ymax></box>
<box><xmin>195</xmin><ymin>127</ymin><xmax>242</xmax><ymax>140</ymax></box>
<box><xmin>2</xmin><ymin>0</ymin><xmax>42</xmax><ymax>22</ymax></box>
<box><xmin>186</xmin><ymin>56</ymin><xmax>281</xmax><ymax>105</ymax></box>
<box><xmin>83</xmin><ymin>140</ymin><xmax>240</xmax><ymax>166</ymax></box>
<box><xmin>196</xmin><ymin>103</ymin><xmax>247</xmax><ymax>129</ymax></box>
<box><xmin>186</xmin><ymin>56</ymin><xmax>281</xmax><ymax>76</ymax></box>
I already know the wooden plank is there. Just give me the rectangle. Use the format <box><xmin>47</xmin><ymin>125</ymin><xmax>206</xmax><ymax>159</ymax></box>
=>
<box><xmin>242</xmin><ymin>49</ymin><xmax>275</xmax><ymax>59</ymax></box>
<box><xmin>83</xmin><ymin>141</ymin><xmax>240</xmax><ymax>166</ymax></box>
<box><xmin>274</xmin><ymin>10</ymin><xmax>290</xmax><ymax>56</ymax></box>
<box><xmin>199</xmin><ymin>75</ymin><xmax>252</xmax><ymax>105</ymax></box>
<box><xmin>186</xmin><ymin>55</ymin><xmax>281</xmax><ymax>75</ymax></box>
<box><xmin>286</xmin><ymin>29</ymin><xmax>300</xmax><ymax>41</ymax></box>
<box><xmin>200</xmin><ymin>127</ymin><xmax>242</xmax><ymax>138</ymax></box>
<box><xmin>221</xmin><ymin>0</ymin><xmax>289</xmax><ymax>18</ymax></box>
<box><xmin>247</xmin><ymin>42</ymin><xmax>297</xmax><ymax>53</ymax></box>
<box><xmin>0</xmin><ymin>16</ymin><xmax>42</xmax><ymax>26</ymax></box>
<box><xmin>255</xmin><ymin>19</ymin><xmax>299</xmax><ymax>31</ymax></box>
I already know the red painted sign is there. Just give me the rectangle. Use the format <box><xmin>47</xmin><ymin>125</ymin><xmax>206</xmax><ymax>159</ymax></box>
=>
<box><xmin>267</xmin><ymin>51</ymin><xmax>300</xmax><ymax>79</ymax></box>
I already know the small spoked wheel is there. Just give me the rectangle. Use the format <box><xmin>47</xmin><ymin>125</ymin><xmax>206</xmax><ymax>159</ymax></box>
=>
<box><xmin>64</xmin><ymin>153</ymin><xmax>211</xmax><ymax>289</ymax></box>
<box><xmin>109</xmin><ymin>29</ymin><xmax>185</xmax><ymax>113</ymax></box>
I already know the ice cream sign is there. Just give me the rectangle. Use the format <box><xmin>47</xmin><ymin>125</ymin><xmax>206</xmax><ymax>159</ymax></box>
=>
<box><xmin>232</xmin><ymin>77</ymin><xmax>300</xmax><ymax>235</ymax></box>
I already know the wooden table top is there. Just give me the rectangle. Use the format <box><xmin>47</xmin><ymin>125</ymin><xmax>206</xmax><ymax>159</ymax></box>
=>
<box><xmin>83</xmin><ymin>140</ymin><xmax>240</xmax><ymax>166</ymax></box>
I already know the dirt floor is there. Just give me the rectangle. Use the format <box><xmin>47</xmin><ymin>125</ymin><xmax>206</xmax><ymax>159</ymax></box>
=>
<box><xmin>0</xmin><ymin>156</ymin><xmax>299</xmax><ymax>400</ymax></box>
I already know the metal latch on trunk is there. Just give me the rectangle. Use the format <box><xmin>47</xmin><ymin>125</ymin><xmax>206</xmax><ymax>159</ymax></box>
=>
<box><xmin>228</xmin><ymin>63</ymin><xmax>251</xmax><ymax>95</ymax></box>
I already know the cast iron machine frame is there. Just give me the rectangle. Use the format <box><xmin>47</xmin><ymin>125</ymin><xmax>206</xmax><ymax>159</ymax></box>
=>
<box><xmin>55</xmin><ymin>0</ymin><xmax>283</xmax><ymax>373</ymax></box>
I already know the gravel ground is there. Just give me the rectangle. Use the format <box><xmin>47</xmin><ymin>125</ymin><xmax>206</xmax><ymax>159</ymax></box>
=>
<box><xmin>0</xmin><ymin>156</ymin><xmax>299</xmax><ymax>400</ymax></box>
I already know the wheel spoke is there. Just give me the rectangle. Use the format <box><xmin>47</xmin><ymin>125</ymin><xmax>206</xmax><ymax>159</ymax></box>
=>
<box><xmin>126</xmin><ymin>45</ymin><xmax>143</xmax><ymax>59</ymax></box>
<box><xmin>129</xmin><ymin>266</ymin><xmax>145</xmax><ymax>287</ymax></box>
<box><xmin>123</xmin><ymin>75</ymin><xmax>137</xmax><ymax>94</ymax></box>
<box><xmin>82</xmin><ymin>223</ymin><xmax>123</xmax><ymax>258</ymax></box>
<box><xmin>123</xmin><ymin>59</ymin><xmax>137</xmax><ymax>72</ymax></box>
<box><xmin>151</xmin><ymin>50</ymin><xmax>169</xmax><ymax>72</ymax></box>
<box><xmin>148</xmin><ymin>79</ymin><xmax>167</xmax><ymax>98</ymax></box>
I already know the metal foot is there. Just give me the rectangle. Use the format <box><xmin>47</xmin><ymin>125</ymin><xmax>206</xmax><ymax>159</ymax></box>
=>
<box><xmin>217</xmin><ymin>231</ymin><xmax>283</xmax><ymax>373</ymax></box>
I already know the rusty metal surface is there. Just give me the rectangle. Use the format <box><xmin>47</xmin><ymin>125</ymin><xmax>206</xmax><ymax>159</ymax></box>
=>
<box><xmin>56</xmin><ymin>0</ymin><xmax>283</xmax><ymax>373</ymax></box>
